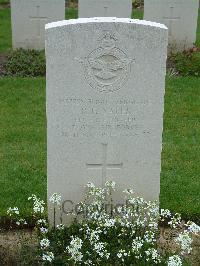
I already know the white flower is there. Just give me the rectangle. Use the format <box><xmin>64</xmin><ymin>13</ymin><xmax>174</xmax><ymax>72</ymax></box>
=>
<box><xmin>123</xmin><ymin>188</ymin><xmax>134</xmax><ymax>195</ymax></box>
<box><xmin>29</xmin><ymin>195</ymin><xmax>45</xmax><ymax>214</ymax></box>
<box><xmin>104</xmin><ymin>218</ymin><xmax>115</xmax><ymax>227</ymax></box>
<box><xmin>168</xmin><ymin>255</ymin><xmax>182</xmax><ymax>266</ymax></box>
<box><xmin>40</xmin><ymin>227</ymin><xmax>48</xmax><ymax>234</ymax></box>
<box><xmin>49</xmin><ymin>193</ymin><xmax>62</xmax><ymax>206</ymax></box>
<box><xmin>186</xmin><ymin>222</ymin><xmax>200</xmax><ymax>235</ymax></box>
<box><xmin>176</xmin><ymin>232</ymin><xmax>192</xmax><ymax>254</ymax></box>
<box><xmin>105</xmin><ymin>252</ymin><xmax>110</xmax><ymax>259</ymax></box>
<box><xmin>57</xmin><ymin>224</ymin><xmax>65</xmax><ymax>230</ymax></box>
<box><xmin>40</xmin><ymin>238</ymin><xmax>50</xmax><ymax>249</ymax></box>
<box><xmin>145</xmin><ymin>248</ymin><xmax>161</xmax><ymax>263</ymax></box>
<box><xmin>105</xmin><ymin>180</ymin><xmax>116</xmax><ymax>190</ymax></box>
<box><xmin>168</xmin><ymin>213</ymin><xmax>181</xmax><ymax>228</ymax></box>
<box><xmin>132</xmin><ymin>237</ymin><xmax>143</xmax><ymax>253</ymax></box>
<box><xmin>117</xmin><ymin>252</ymin><xmax>122</xmax><ymax>259</ymax></box>
<box><xmin>67</xmin><ymin>236</ymin><xmax>83</xmax><ymax>263</ymax></box>
<box><xmin>88</xmin><ymin>228</ymin><xmax>102</xmax><ymax>243</ymax></box>
<box><xmin>88</xmin><ymin>186</ymin><xmax>105</xmax><ymax>198</ymax></box>
<box><xmin>144</xmin><ymin>231</ymin><xmax>156</xmax><ymax>243</ymax></box>
<box><xmin>160</xmin><ymin>209</ymin><xmax>171</xmax><ymax>218</ymax></box>
<box><xmin>86</xmin><ymin>182</ymin><xmax>95</xmax><ymax>188</ymax></box>
<box><xmin>117</xmin><ymin>206</ymin><xmax>123</xmax><ymax>213</ymax></box>
<box><xmin>37</xmin><ymin>219</ymin><xmax>47</xmax><ymax>225</ymax></box>
<box><xmin>94</xmin><ymin>242</ymin><xmax>105</xmax><ymax>256</ymax></box>
<box><xmin>85</xmin><ymin>259</ymin><xmax>93</xmax><ymax>265</ymax></box>
<box><xmin>42</xmin><ymin>251</ymin><xmax>54</xmax><ymax>262</ymax></box>
<box><xmin>7</xmin><ymin>207</ymin><xmax>19</xmax><ymax>216</ymax></box>
<box><xmin>33</xmin><ymin>202</ymin><xmax>45</xmax><ymax>213</ymax></box>
<box><xmin>16</xmin><ymin>219</ymin><xmax>27</xmax><ymax>226</ymax></box>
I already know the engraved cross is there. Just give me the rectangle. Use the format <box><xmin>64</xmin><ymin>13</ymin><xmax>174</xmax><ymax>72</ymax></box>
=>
<box><xmin>86</xmin><ymin>143</ymin><xmax>123</xmax><ymax>185</ymax></box>
<box><xmin>163</xmin><ymin>7</ymin><xmax>180</xmax><ymax>37</ymax></box>
<box><xmin>30</xmin><ymin>5</ymin><xmax>47</xmax><ymax>37</ymax></box>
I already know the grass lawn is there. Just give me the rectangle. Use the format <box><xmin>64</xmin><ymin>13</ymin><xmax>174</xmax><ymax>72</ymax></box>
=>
<box><xmin>0</xmin><ymin>8</ymin><xmax>11</xmax><ymax>53</ymax></box>
<box><xmin>0</xmin><ymin>76</ymin><xmax>199</xmax><ymax>221</ymax></box>
<box><xmin>0</xmin><ymin>7</ymin><xmax>199</xmax><ymax>222</ymax></box>
<box><xmin>0</xmin><ymin>78</ymin><xmax>46</xmax><ymax>217</ymax></box>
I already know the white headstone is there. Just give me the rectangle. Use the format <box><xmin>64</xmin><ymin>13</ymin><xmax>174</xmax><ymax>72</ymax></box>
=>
<box><xmin>144</xmin><ymin>0</ymin><xmax>199</xmax><ymax>52</ymax></box>
<box><xmin>79</xmin><ymin>0</ymin><xmax>132</xmax><ymax>18</ymax></box>
<box><xmin>46</xmin><ymin>18</ymin><xmax>168</xmax><ymax>222</ymax></box>
<box><xmin>11</xmin><ymin>0</ymin><xmax>65</xmax><ymax>50</ymax></box>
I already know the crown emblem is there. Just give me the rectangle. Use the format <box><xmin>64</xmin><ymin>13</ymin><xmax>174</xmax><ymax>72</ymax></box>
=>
<box><xmin>99</xmin><ymin>32</ymin><xmax>117</xmax><ymax>49</ymax></box>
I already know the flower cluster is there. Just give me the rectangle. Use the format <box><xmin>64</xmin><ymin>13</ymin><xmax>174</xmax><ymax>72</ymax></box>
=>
<box><xmin>49</xmin><ymin>193</ymin><xmax>62</xmax><ymax>206</ymax></box>
<box><xmin>28</xmin><ymin>194</ymin><xmax>45</xmax><ymax>214</ymax></box>
<box><xmin>42</xmin><ymin>251</ymin><xmax>54</xmax><ymax>262</ymax></box>
<box><xmin>66</xmin><ymin>236</ymin><xmax>83</xmax><ymax>263</ymax></box>
<box><xmin>7</xmin><ymin>207</ymin><xmax>27</xmax><ymax>226</ymax></box>
<box><xmin>7</xmin><ymin>182</ymin><xmax>199</xmax><ymax>265</ymax></box>
<box><xmin>40</xmin><ymin>238</ymin><xmax>50</xmax><ymax>249</ymax></box>
<box><xmin>186</xmin><ymin>221</ymin><xmax>200</xmax><ymax>235</ymax></box>
<box><xmin>7</xmin><ymin>207</ymin><xmax>19</xmax><ymax>216</ymax></box>
<box><xmin>176</xmin><ymin>231</ymin><xmax>193</xmax><ymax>255</ymax></box>
<box><xmin>167</xmin><ymin>255</ymin><xmax>182</xmax><ymax>266</ymax></box>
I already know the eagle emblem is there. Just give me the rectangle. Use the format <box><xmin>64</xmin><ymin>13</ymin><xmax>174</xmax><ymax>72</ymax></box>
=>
<box><xmin>78</xmin><ymin>32</ymin><xmax>133</xmax><ymax>93</ymax></box>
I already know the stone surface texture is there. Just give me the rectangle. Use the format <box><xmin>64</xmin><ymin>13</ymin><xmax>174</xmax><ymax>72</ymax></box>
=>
<box><xmin>144</xmin><ymin>0</ymin><xmax>199</xmax><ymax>52</ymax></box>
<box><xmin>79</xmin><ymin>0</ymin><xmax>132</xmax><ymax>18</ymax></box>
<box><xmin>46</xmin><ymin>18</ymin><xmax>168</xmax><ymax>222</ymax></box>
<box><xmin>11</xmin><ymin>0</ymin><xmax>65</xmax><ymax>50</ymax></box>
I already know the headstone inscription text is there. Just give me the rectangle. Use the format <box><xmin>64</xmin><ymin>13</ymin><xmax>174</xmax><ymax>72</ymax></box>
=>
<box><xmin>46</xmin><ymin>18</ymin><xmax>168</xmax><ymax>224</ymax></box>
<box><xmin>59</xmin><ymin>97</ymin><xmax>153</xmax><ymax>139</ymax></box>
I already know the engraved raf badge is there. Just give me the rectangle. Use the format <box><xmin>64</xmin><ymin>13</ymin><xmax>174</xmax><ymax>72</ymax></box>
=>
<box><xmin>77</xmin><ymin>32</ymin><xmax>133</xmax><ymax>93</ymax></box>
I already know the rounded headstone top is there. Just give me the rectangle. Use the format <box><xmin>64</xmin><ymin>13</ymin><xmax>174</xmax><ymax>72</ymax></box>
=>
<box><xmin>45</xmin><ymin>17</ymin><xmax>167</xmax><ymax>30</ymax></box>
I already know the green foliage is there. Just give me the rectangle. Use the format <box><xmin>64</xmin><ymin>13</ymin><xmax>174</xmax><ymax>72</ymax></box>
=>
<box><xmin>0</xmin><ymin>8</ymin><xmax>11</xmax><ymax>53</ymax></box>
<box><xmin>170</xmin><ymin>49</ymin><xmax>200</xmax><ymax>77</ymax></box>
<box><xmin>5</xmin><ymin>49</ymin><xmax>45</xmax><ymax>77</ymax></box>
<box><xmin>0</xmin><ymin>0</ymin><xmax>9</xmax><ymax>4</ymax></box>
<box><xmin>66</xmin><ymin>7</ymin><xmax>78</xmax><ymax>19</ymax></box>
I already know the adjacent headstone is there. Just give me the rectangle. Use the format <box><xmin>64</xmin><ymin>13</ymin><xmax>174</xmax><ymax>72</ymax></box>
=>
<box><xmin>46</xmin><ymin>18</ymin><xmax>168</xmax><ymax>223</ymax></box>
<box><xmin>144</xmin><ymin>0</ymin><xmax>199</xmax><ymax>52</ymax></box>
<box><xmin>79</xmin><ymin>0</ymin><xmax>132</xmax><ymax>18</ymax></box>
<box><xmin>11</xmin><ymin>0</ymin><xmax>65</xmax><ymax>50</ymax></box>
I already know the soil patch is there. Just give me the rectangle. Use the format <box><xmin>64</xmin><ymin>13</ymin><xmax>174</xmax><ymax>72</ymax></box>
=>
<box><xmin>0</xmin><ymin>229</ymin><xmax>38</xmax><ymax>265</ymax></box>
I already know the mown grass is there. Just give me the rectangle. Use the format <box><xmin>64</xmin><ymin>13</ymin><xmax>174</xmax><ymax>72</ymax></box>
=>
<box><xmin>0</xmin><ymin>76</ymin><xmax>199</xmax><ymax>221</ymax></box>
<box><xmin>161</xmin><ymin>76</ymin><xmax>200</xmax><ymax>221</ymax></box>
<box><xmin>0</xmin><ymin>8</ymin><xmax>11</xmax><ymax>53</ymax></box>
<box><xmin>0</xmin><ymin>78</ymin><xmax>46</xmax><ymax>217</ymax></box>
